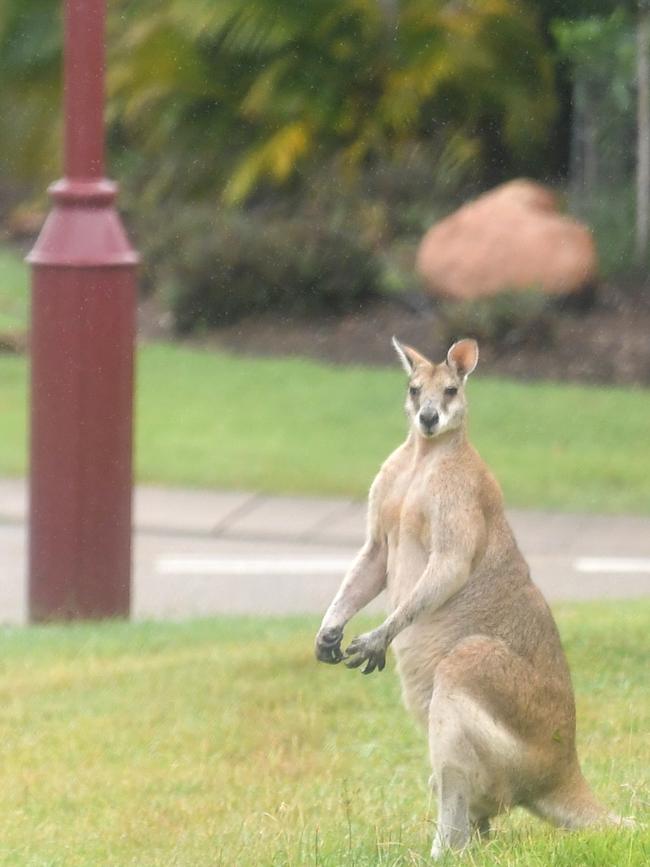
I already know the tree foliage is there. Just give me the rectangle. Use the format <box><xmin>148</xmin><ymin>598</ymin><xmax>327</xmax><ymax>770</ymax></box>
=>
<box><xmin>0</xmin><ymin>0</ymin><xmax>556</xmax><ymax>204</ymax></box>
<box><xmin>0</xmin><ymin>0</ymin><xmax>61</xmax><ymax>184</ymax></box>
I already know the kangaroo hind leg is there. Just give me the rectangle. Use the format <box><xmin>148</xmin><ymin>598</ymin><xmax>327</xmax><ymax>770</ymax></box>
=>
<box><xmin>428</xmin><ymin>637</ymin><xmax>529</xmax><ymax>859</ymax></box>
<box><xmin>428</xmin><ymin>685</ymin><xmax>480</xmax><ymax>860</ymax></box>
<box><xmin>431</xmin><ymin>764</ymin><xmax>471</xmax><ymax>860</ymax></box>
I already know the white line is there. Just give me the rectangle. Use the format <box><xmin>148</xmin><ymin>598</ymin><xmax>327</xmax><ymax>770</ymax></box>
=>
<box><xmin>574</xmin><ymin>557</ymin><xmax>650</xmax><ymax>574</ymax></box>
<box><xmin>158</xmin><ymin>555</ymin><xmax>650</xmax><ymax>577</ymax></box>
<box><xmin>156</xmin><ymin>557</ymin><xmax>352</xmax><ymax>576</ymax></box>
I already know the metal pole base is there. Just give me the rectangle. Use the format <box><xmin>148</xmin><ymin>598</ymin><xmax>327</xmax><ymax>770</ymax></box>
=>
<box><xmin>27</xmin><ymin>179</ymin><xmax>137</xmax><ymax>621</ymax></box>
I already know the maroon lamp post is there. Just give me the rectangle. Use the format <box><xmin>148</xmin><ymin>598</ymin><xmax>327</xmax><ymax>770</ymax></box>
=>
<box><xmin>27</xmin><ymin>0</ymin><xmax>137</xmax><ymax>620</ymax></box>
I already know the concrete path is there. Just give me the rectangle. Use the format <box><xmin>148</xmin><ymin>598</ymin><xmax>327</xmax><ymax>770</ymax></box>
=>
<box><xmin>1</xmin><ymin>478</ymin><xmax>649</xmax><ymax>625</ymax></box>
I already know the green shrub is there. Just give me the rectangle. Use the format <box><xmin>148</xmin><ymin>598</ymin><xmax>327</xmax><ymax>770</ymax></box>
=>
<box><xmin>572</xmin><ymin>183</ymin><xmax>636</xmax><ymax>279</ymax></box>
<box><xmin>144</xmin><ymin>209</ymin><xmax>381</xmax><ymax>332</ymax></box>
<box><xmin>437</xmin><ymin>290</ymin><xmax>556</xmax><ymax>348</ymax></box>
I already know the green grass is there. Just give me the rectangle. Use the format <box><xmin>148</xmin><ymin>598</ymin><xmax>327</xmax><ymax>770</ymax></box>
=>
<box><xmin>0</xmin><ymin>602</ymin><xmax>647</xmax><ymax>866</ymax></box>
<box><xmin>0</xmin><ymin>246</ymin><xmax>29</xmax><ymax>332</ymax></box>
<box><xmin>0</xmin><ymin>344</ymin><xmax>648</xmax><ymax>512</ymax></box>
<box><xmin>0</xmin><ymin>244</ymin><xmax>648</xmax><ymax>512</ymax></box>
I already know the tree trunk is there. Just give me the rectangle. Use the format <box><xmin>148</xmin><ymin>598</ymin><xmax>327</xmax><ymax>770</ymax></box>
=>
<box><xmin>636</xmin><ymin>7</ymin><xmax>650</xmax><ymax>263</ymax></box>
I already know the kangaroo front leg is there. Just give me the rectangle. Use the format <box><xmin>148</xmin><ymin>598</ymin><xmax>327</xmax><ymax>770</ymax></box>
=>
<box><xmin>315</xmin><ymin>539</ymin><xmax>387</xmax><ymax>665</ymax></box>
<box><xmin>344</xmin><ymin>556</ymin><xmax>470</xmax><ymax>674</ymax></box>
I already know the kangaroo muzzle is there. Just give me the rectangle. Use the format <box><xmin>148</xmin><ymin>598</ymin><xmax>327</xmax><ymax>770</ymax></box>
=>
<box><xmin>419</xmin><ymin>406</ymin><xmax>440</xmax><ymax>435</ymax></box>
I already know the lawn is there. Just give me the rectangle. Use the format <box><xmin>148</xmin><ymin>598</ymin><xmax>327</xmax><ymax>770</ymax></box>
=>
<box><xmin>0</xmin><ymin>245</ymin><xmax>649</xmax><ymax>512</ymax></box>
<box><xmin>0</xmin><ymin>245</ymin><xmax>29</xmax><ymax>332</ymax></box>
<box><xmin>0</xmin><ymin>344</ymin><xmax>649</xmax><ymax>513</ymax></box>
<box><xmin>0</xmin><ymin>601</ymin><xmax>647</xmax><ymax>866</ymax></box>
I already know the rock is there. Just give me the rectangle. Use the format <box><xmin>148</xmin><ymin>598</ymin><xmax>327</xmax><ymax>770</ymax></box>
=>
<box><xmin>416</xmin><ymin>179</ymin><xmax>597</xmax><ymax>300</ymax></box>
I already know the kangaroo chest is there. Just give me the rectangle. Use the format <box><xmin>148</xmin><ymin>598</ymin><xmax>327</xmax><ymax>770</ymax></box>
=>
<box><xmin>380</xmin><ymin>464</ymin><xmax>439</xmax><ymax>606</ymax></box>
<box><xmin>380</xmin><ymin>458</ymin><xmax>445</xmax><ymax>544</ymax></box>
<box><xmin>381</xmin><ymin>469</ymin><xmax>423</xmax><ymax>538</ymax></box>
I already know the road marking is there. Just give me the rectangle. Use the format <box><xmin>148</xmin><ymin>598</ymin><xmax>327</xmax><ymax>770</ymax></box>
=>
<box><xmin>156</xmin><ymin>557</ymin><xmax>352</xmax><ymax>576</ymax></box>
<box><xmin>157</xmin><ymin>555</ymin><xmax>650</xmax><ymax>578</ymax></box>
<box><xmin>574</xmin><ymin>557</ymin><xmax>650</xmax><ymax>574</ymax></box>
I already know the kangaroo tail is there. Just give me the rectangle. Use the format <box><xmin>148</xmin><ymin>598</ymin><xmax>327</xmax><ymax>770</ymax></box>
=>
<box><xmin>529</xmin><ymin>768</ymin><xmax>633</xmax><ymax>830</ymax></box>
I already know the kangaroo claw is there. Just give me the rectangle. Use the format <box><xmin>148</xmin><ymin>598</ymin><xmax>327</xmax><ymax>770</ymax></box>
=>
<box><xmin>315</xmin><ymin>626</ymin><xmax>344</xmax><ymax>664</ymax></box>
<box><xmin>343</xmin><ymin>632</ymin><xmax>386</xmax><ymax>674</ymax></box>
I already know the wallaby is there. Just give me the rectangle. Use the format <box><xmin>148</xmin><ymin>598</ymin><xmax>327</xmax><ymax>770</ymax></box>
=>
<box><xmin>315</xmin><ymin>337</ymin><xmax>629</xmax><ymax>859</ymax></box>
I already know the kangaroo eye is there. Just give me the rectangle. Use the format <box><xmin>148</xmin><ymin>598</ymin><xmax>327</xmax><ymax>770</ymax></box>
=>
<box><xmin>444</xmin><ymin>386</ymin><xmax>458</xmax><ymax>397</ymax></box>
<box><xmin>409</xmin><ymin>385</ymin><xmax>421</xmax><ymax>398</ymax></box>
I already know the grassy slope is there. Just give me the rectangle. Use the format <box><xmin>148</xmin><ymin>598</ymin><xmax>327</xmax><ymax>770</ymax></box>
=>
<box><xmin>0</xmin><ymin>344</ymin><xmax>648</xmax><ymax>512</ymax></box>
<box><xmin>0</xmin><ymin>602</ymin><xmax>647</xmax><ymax>866</ymax></box>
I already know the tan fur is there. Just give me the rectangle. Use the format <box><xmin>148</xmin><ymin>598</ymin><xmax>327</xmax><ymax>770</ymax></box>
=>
<box><xmin>315</xmin><ymin>338</ymin><xmax>628</xmax><ymax>859</ymax></box>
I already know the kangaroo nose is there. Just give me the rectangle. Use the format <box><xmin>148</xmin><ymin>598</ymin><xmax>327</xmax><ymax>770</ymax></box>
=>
<box><xmin>420</xmin><ymin>409</ymin><xmax>439</xmax><ymax>428</ymax></box>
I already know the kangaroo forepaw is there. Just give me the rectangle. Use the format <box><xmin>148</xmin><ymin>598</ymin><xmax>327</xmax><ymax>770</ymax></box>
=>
<box><xmin>344</xmin><ymin>631</ymin><xmax>387</xmax><ymax>675</ymax></box>
<box><xmin>315</xmin><ymin>626</ymin><xmax>345</xmax><ymax>664</ymax></box>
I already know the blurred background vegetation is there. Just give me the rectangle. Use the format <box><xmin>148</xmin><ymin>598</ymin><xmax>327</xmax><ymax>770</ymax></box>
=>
<box><xmin>0</xmin><ymin>0</ymin><xmax>647</xmax><ymax>332</ymax></box>
<box><xmin>0</xmin><ymin>0</ymin><xmax>648</xmax><ymax>507</ymax></box>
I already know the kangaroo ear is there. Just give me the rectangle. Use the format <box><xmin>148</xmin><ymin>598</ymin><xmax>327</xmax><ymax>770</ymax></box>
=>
<box><xmin>392</xmin><ymin>337</ymin><xmax>431</xmax><ymax>374</ymax></box>
<box><xmin>447</xmin><ymin>338</ymin><xmax>479</xmax><ymax>379</ymax></box>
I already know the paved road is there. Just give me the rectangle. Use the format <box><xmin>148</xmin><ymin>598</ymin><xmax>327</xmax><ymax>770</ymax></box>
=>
<box><xmin>1</xmin><ymin>479</ymin><xmax>649</xmax><ymax>625</ymax></box>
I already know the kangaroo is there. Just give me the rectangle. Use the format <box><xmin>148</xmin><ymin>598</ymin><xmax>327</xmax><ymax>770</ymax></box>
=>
<box><xmin>315</xmin><ymin>337</ymin><xmax>629</xmax><ymax>859</ymax></box>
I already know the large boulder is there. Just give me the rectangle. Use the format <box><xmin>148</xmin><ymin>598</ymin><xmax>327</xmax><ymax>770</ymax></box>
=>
<box><xmin>416</xmin><ymin>179</ymin><xmax>597</xmax><ymax>300</ymax></box>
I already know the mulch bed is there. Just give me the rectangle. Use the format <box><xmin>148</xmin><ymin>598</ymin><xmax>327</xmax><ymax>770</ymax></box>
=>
<box><xmin>169</xmin><ymin>285</ymin><xmax>650</xmax><ymax>387</ymax></box>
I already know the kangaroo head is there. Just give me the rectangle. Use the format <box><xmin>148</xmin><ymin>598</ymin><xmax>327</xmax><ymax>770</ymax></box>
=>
<box><xmin>392</xmin><ymin>337</ymin><xmax>479</xmax><ymax>440</ymax></box>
